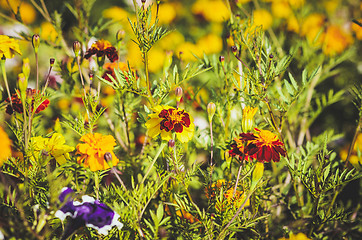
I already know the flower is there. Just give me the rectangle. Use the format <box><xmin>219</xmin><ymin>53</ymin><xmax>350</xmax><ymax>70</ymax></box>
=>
<box><xmin>40</xmin><ymin>22</ymin><xmax>59</xmax><ymax>43</ymax></box>
<box><xmin>55</xmin><ymin>188</ymin><xmax>123</xmax><ymax>239</ymax></box>
<box><xmin>84</xmin><ymin>39</ymin><xmax>118</xmax><ymax>62</ymax></box>
<box><xmin>340</xmin><ymin>133</ymin><xmax>362</xmax><ymax>169</ymax></box>
<box><xmin>278</xmin><ymin>232</ymin><xmax>311</xmax><ymax>240</ymax></box>
<box><xmin>191</xmin><ymin>0</ymin><xmax>230</xmax><ymax>23</ymax></box>
<box><xmin>228</xmin><ymin>137</ymin><xmax>249</xmax><ymax>162</ymax></box>
<box><xmin>224</xmin><ymin>188</ymin><xmax>250</xmax><ymax>209</ymax></box>
<box><xmin>242</xmin><ymin>106</ymin><xmax>258</xmax><ymax>132</ymax></box>
<box><xmin>322</xmin><ymin>25</ymin><xmax>353</xmax><ymax>56</ymax></box>
<box><xmin>0</xmin><ymin>35</ymin><xmax>21</xmax><ymax>59</ymax></box>
<box><xmin>240</xmin><ymin>128</ymin><xmax>286</xmax><ymax>162</ymax></box>
<box><xmin>76</xmin><ymin>133</ymin><xmax>119</xmax><ymax>171</ymax></box>
<box><xmin>145</xmin><ymin>105</ymin><xmax>195</xmax><ymax>143</ymax></box>
<box><xmin>252</xmin><ymin>9</ymin><xmax>273</xmax><ymax>30</ymax></box>
<box><xmin>31</xmin><ymin>133</ymin><xmax>74</xmax><ymax>165</ymax></box>
<box><xmin>0</xmin><ymin>126</ymin><xmax>12</xmax><ymax>167</ymax></box>
<box><xmin>5</xmin><ymin>89</ymin><xmax>50</xmax><ymax>115</ymax></box>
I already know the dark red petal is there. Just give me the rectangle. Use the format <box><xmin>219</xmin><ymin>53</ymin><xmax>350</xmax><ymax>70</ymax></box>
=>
<box><xmin>174</xmin><ymin>123</ymin><xmax>183</xmax><ymax>133</ymax></box>
<box><xmin>273</xmin><ymin>145</ymin><xmax>286</xmax><ymax>157</ymax></box>
<box><xmin>263</xmin><ymin>146</ymin><xmax>272</xmax><ymax>162</ymax></box>
<box><xmin>181</xmin><ymin>114</ymin><xmax>190</xmax><ymax>127</ymax></box>
<box><xmin>240</xmin><ymin>132</ymin><xmax>256</xmax><ymax>141</ymax></box>
<box><xmin>245</xmin><ymin>143</ymin><xmax>258</xmax><ymax>155</ymax></box>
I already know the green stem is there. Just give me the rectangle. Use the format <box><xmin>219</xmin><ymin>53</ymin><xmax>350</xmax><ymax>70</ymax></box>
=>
<box><xmin>144</xmin><ymin>51</ymin><xmax>154</xmax><ymax>107</ymax></box>
<box><xmin>35</xmin><ymin>52</ymin><xmax>39</xmax><ymax>91</ymax></box>
<box><xmin>94</xmin><ymin>171</ymin><xmax>99</xmax><ymax>200</ymax></box>
<box><xmin>140</xmin><ymin>142</ymin><xmax>166</xmax><ymax>186</ymax></box>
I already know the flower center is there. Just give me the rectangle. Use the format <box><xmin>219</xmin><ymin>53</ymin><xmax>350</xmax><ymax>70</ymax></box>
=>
<box><xmin>159</xmin><ymin>108</ymin><xmax>191</xmax><ymax>133</ymax></box>
<box><xmin>257</xmin><ymin>130</ymin><xmax>277</xmax><ymax>145</ymax></box>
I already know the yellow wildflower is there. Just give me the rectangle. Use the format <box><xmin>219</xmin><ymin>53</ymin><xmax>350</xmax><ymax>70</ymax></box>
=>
<box><xmin>148</xmin><ymin>47</ymin><xmax>166</xmax><ymax>73</ymax></box>
<box><xmin>40</xmin><ymin>22</ymin><xmax>58</xmax><ymax>43</ymax></box>
<box><xmin>322</xmin><ymin>25</ymin><xmax>353</xmax><ymax>56</ymax></box>
<box><xmin>252</xmin><ymin>9</ymin><xmax>273</xmax><ymax>30</ymax></box>
<box><xmin>196</xmin><ymin>34</ymin><xmax>223</xmax><ymax>55</ymax></box>
<box><xmin>176</xmin><ymin>42</ymin><xmax>202</xmax><ymax>61</ymax></box>
<box><xmin>31</xmin><ymin>133</ymin><xmax>74</xmax><ymax>165</ymax></box>
<box><xmin>0</xmin><ymin>126</ymin><xmax>12</xmax><ymax>167</ymax></box>
<box><xmin>272</xmin><ymin>1</ymin><xmax>292</xmax><ymax>19</ymax></box>
<box><xmin>301</xmin><ymin>13</ymin><xmax>326</xmax><ymax>45</ymax></box>
<box><xmin>352</xmin><ymin>19</ymin><xmax>362</xmax><ymax>40</ymax></box>
<box><xmin>152</xmin><ymin>2</ymin><xmax>177</xmax><ymax>25</ymax></box>
<box><xmin>102</xmin><ymin>6</ymin><xmax>129</xmax><ymax>22</ymax></box>
<box><xmin>278</xmin><ymin>232</ymin><xmax>311</xmax><ymax>240</ymax></box>
<box><xmin>192</xmin><ymin>0</ymin><xmax>230</xmax><ymax>23</ymax></box>
<box><xmin>76</xmin><ymin>133</ymin><xmax>119</xmax><ymax>171</ymax></box>
<box><xmin>0</xmin><ymin>35</ymin><xmax>21</xmax><ymax>59</ymax></box>
<box><xmin>145</xmin><ymin>105</ymin><xmax>195</xmax><ymax>143</ymax></box>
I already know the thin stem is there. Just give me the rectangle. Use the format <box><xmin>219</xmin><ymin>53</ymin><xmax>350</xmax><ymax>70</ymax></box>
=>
<box><xmin>42</xmin><ymin>65</ymin><xmax>53</xmax><ymax>95</ymax></box>
<box><xmin>209</xmin><ymin>120</ymin><xmax>214</xmax><ymax>167</ymax></box>
<box><xmin>233</xmin><ymin>165</ymin><xmax>243</xmax><ymax>198</ymax></box>
<box><xmin>121</xmin><ymin>95</ymin><xmax>131</xmax><ymax>149</ymax></box>
<box><xmin>345</xmin><ymin>115</ymin><xmax>361</xmax><ymax>166</ymax></box>
<box><xmin>140</xmin><ymin>142</ymin><xmax>166</xmax><ymax>186</ymax></box>
<box><xmin>35</xmin><ymin>51</ymin><xmax>39</xmax><ymax>91</ymax></box>
<box><xmin>1</xmin><ymin>59</ymin><xmax>13</xmax><ymax>109</ymax></box>
<box><xmin>144</xmin><ymin>51</ymin><xmax>154</xmax><ymax>107</ymax></box>
<box><xmin>111</xmin><ymin>167</ymin><xmax>127</xmax><ymax>191</ymax></box>
<box><xmin>104</xmin><ymin>111</ymin><xmax>128</xmax><ymax>151</ymax></box>
<box><xmin>76</xmin><ymin>56</ymin><xmax>91</xmax><ymax>131</ymax></box>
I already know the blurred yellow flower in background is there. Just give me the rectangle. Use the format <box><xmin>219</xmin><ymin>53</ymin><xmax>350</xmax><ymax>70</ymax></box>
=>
<box><xmin>192</xmin><ymin>0</ymin><xmax>230</xmax><ymax>23</ymax></box>
<box><xmin>0</xmin><ymin>35</ymin><xmax>21</xmax><ymax>59</ymax></box>
<box><xmin>0</xmin><ymin>126</ymin><xmax>12</xmax><ymax>167</ymax></box>
<box><xmin>176</xmin><ymin>42</ymin><xmax>202</xmax><ymax>61</ymax></box>
<box><xmin>40</xmin><ymin>22</ymin><xmax>59</xmax><ymax>43</ymax></box>
<box><xmin>322</xmin><ymin>25</ymin><xmax>353</xmax><ymax>56</ymax></box>
<box><xmin>287</xmin><ymin>15</ymin><xmax>300</xmax><ymax>33</ymax></box>
<box><xmin>288</xmin><ymin>0</ymin><xmax>305</xmax><ymax>8</ymax></box>
<box><xmin>352</xmin><ymin>19</ymin><xmax>362</xmax><ymax>40</ymax></box>
<box><xmin>0</xmin><ymin>0</ymin><xmax>36</xmax><ymax>24</ymax></box>
<box><xmin>252</xmin><ymin>9</ymin><xmax>273</xmax><ymax>30</ymax></box>
<box><xmin>103</xmin><ymin>6</ymin><xmax>129</xmax><ymax>22</ymax></box>
<box><xmin>278</xmin><ymin>232</ymin><xmax>311</xmax><ymax>240</ymax></box>
<box><xmin>76</xmin><ymin>133</ymin><xmax>119</xmax><ymax>171</ymax></box>
<box><xmin>158</xmin><ymin>30</ymin><xmax>185</xmax><ymax>51</ymax></box>
<box><xmin>271</xmin><ymin>1</ymin><xmax>292</xmax><ymax>19</ymax></box>
<box><xmin>31</xmin><ymin>133</ymin><xmax>74</xmax><ymax>165</ymax></box>
<box><xmin>340</xmin><ymin>133</ymin><xmax>362</xmax><ymax>169</ymax></box>
<box><xmin>197</xmin><ymin>34</ymin><xmax>223</xmax><ymax>55</ymax></box>
<box><xmin>152</xmin><ymin>2</ymin><xmax>176</xmax><ymax>25</ymax></box>
<box><xmin>148</xmin><ymin>47</ymin><xmax>166</xmax><ymax>73</ymax></box>
<box><xmin>301</xmin><ymin>13</ymin><xmax>326</xmax><ymax>45</ymax></box>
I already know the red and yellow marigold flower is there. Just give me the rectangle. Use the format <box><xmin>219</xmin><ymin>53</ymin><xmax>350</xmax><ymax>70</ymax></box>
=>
<box><xmin>5</xmin><ymin>89</ymin><xmax>50</xmax><ymax>115</ymax></box>
<box><xmin>84</xmin><ymin>39</ymin><xmax>118</xmax><ymax>62</ymax></box>
<box><xmin>145</xmin><ymin>105</ymin><xmax>194</xmax><ymax>143</ymax></box>
<box><xmin>76</xmin><ymin>133</ymin><xmax>119</xmax><ymax>171</ymax></box>
<box><xmin>240</xmin><ymin>128</ymin><xmax>286</xmax><ymax>162</ymax></box>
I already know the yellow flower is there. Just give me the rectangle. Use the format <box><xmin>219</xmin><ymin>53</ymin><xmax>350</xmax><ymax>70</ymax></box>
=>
<box><xmin>352</xmin><ymin>19</ymin><xmax>362</xmax><ymax>40</ymax></box>
<box><xmin>152</xmin><ymin>2</ymin><xmax>177</xmax><ymax>25</ymax></box>
<box><xmin>145</xmin><ymin>105</ymin><xmax>195</xmax><ymax>143</ymax></box>
<box><xmin>148</xmin><ymin>47</ymin><xmax>166</xmax><ymax>73</ymax></box>
<box><xmin>287</xmin><ymin>15</ymin><xmax>300</xmax><ymax>33</ymax></box>
<box><xmin>102</xmin><ymin>6</ymin><xmax>129</xmax><ymax>22</ymax></box>
<box><xmin>252</xmin><ymin>9</ymin><xmax>273</xmax><ymax>30</ymax></box>
<box><xmin>192</xmin><ymin>0</ymin><xmax>230</xmax><ymax>23</ymax></box>
<box><xmin>31</xmin><ymin>133</ymin><xmax>74</xmax><ymax>165</ymax></box>
<box><xmin>278</xmin><ymin>232</ymin><xmax>311</xmax><ymax>240</ymax></box>
<box><xmin>242</xmin><ymin>106</ymin><xmax>258</xmax><ymax>132</ymax></box>
<box><xmin>340</xmin><ymin>133</ymin><xmax>362</xmax><ymax>169</ymax></box>
<box><xmin>176</xmin><ymin>42</ymin><xmax>202</xmax><ymax>61</ymax></box>
<box><xmin>0</xmin><ymin>35</ymin><xmax>21</xmax><ymax>59</ymax></box>
<box><xmin>288</xmin><ymin>0</ymin><xmax>305</xmax><ymax>8</ymax></box>
<box><xmin>272</xmin><ymin>1</ymin><xmax>292</xmax><ymax>19</ymax></box>
<box><xmin>301</xmin><ymin>13</ymin><xmax>325</xmax><ymax>45</ymax></box>
<box><xmin>40</xmin><ymin>22</ymin><xmax>58</xmax><ymax>43</ymax></box>
<box><xmin>158</xmin><ymin>30</ymin><xmax>185</xmax><ymax>51</ymax></box>
<box><xmin>0</xmin><ymin>0</ymin><xmax>36</xmax><ymax>24</ymax></box>
<box><xmin>0</xmin><ymin>126</ymin><xmax>12</xmax><ymax>166</ymax></box>
<box><xmin>322</xmin><ymin>25</ymin><xmax>353</xmax><ymax>56</ymax></box>
<box><xmin>76</xmin><ymin>133</ymin><xmax>119</xmax><ymax>171</ymax></box>
<box><xmin>196</xmin><ymin>34</ymin><xmax>223</xmax><ymax>55</ymax></box>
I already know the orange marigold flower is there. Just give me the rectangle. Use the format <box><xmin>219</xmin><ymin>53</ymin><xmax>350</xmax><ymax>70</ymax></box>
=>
<box><xmin>240</xmin><ymin>128</ymin><xmax>286</xmax><ymax>162</ymax></box>
<box><xmin>76</xmin><ymin>133</ymin><xmax>119</xmax><ymax>171</ymax></box>
<box><xmin>84</xmin><ymin>39</ymin><xmax>118</xmax><ymax>62</ymax></box>
<box><xmin>5</xmin><ymin>89</ymin><xmax>50</xmax><ymax>115</ymax></box>
<box><xmin>145</xmin><ymin>105</ymin><xmax>194</xmax><ymax>143</ymax></box>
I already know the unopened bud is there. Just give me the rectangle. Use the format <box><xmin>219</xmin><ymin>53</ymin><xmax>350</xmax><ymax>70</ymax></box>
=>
<box><xmin>116</xmin><ymin>30</ymin><xmax>126</xmax><ymax>42</ymax></box>
<box><xmin>141</xmin><ymin>0</ymin><xmax>146</xmax><ymax>4</ymax></box>
<box><xmin>175</xmin><ymin>87</ymin><xmax>183</xmax><ymax>103</ymax></box>
<box><xmin>73</xmin><ymin>41</ymin><xmax>81</xmax><ymax>57</ymax></box>
<box><xmin>242</xmin><ymin>106</ymin><xmax>258</xmax><ymax>132</ymax></box>
<box><xmin>269</xmin><ymin>54</ymin><xmax>274</xmax><ymax>59</ymax></box>
<box><xmin>207</xmin><ymin>102</ymin><xmax>216</xmax><ymax>122</ymax></box>
<box><xmin>251</xmin><ymin>162</ymin><xmax>264</xmax><ymax>189</ymax></box>
<box><xmin>22</xmin><ymin>58</ymin><xmax>30</xmax><ymax>80</ymax></box>
<box><xmin>50</xmin><ymin>58</ymin><xmax>55</xmax><ymax>67</ymax></box>
<box><xmin>32</xmin><ymin>34</ymin><xmax>40</xmax><ymax>53</ymax></box>
<box><xmin>89</xmin><ymin>73</ymin><xmax>94</xmax><ymax>81</ymax></box>
<box><xmin>219</xmin><ymin>55</ymin><xmax>225</xmax><ymax>63</ymax></box>
<box><xmin>168</xmin><ymin>139</ymin><xmax>175</xmax><ymax>148</ymax></box>
<box><xmin>18</xmin><ymin>73</ymin><xmax>27</xmax><ymax>100</ymax></box>
<box><xmin>104</xmin><ymin>152</ymin><xmax>113</xmax><ymax>168</ymax></box>
<box><xmin>231</xmin><ymin>46</ymin><xmax>238</xmax><ymax>55</ymax></box>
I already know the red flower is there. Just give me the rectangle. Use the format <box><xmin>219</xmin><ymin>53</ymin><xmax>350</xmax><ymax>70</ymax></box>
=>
<box><xmin>84</xmin><ymin>39</ymin><xmax>118</xmax><ymax>62</ymax></box>
<box><xmin>240</xmin><ymin>128</ymin><xmax>286</xmax><ymax>163</ymax></box>
<box><xmin>6</xmin><ymin>89</ymin><xmax>50</xmax><ymax>115</ymax></box>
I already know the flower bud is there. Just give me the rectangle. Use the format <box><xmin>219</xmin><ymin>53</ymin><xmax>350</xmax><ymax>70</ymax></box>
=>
<box><xmin>18</xmin><ymin>73</ymin><xmax>27</xmax><ymax>101</ymax></box>
<box><xmin>251</xmin><ymin>162</ymin><xmax>264</xmax><ymax>189</ymax></box>
<box><xmin>50</xmin><ymin>58</ymin><xmax>55</xmax><ymax>67</ymax></box>
<box><xmin>207</xmin><ymin>102</ymin><xmax>216</xmax><ymax>122</ymax></box>
<box><xmin>269</xmin><ymin>54</ymin><xmax>274</xmax><ymax>59</ymax></box>
<box><xmin>22</xmin><ymin>58</ymin><xmax>30</xmax><ymax>80</ymax></box>
<box><xmin>219</xmin><ymin>55</ymin><xmax>225</xmax><ymax>67</ymax></box>
<box><xmin>175</xmin><ymin>87</ymin><xmax>183</xmax><ymax>103</ymax></box>
<box><xmin>116</xmin><ymin>30</ymin><xmax>126</xmax><ymax>42</ymax></box>
<box><xmin>242</xmin><ymin>106</ymin><xmax>258</xmax><ymax>132</ymax></box>
<box><xmin>168</xmin><ymin>139</ymin><xmax>175</xmax><ymax>148</ymax></box>
<box><xmin>73</xmin><ymin>41</ymin><xmax>81</xmax><ymax>57</ymax></box>
<box><xmin>32</xmin><ymin>34</ymin><xmax>40</xmax><ymax>53</ymax></box>
<box><xmin>104</xmin><ymin>152</ymin><xmax>113</xmax><ymax>168</ymax></box>
<box><xmin>231</xmin><ymin>46</ymin><xmax>238</xmax><ymax>55</ymax></box>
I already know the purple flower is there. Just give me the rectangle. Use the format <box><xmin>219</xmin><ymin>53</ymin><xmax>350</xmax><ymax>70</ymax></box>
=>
<box><xmin>55</xmin><ymin>188</ymin><xmax>123</xmax><ymax>239</ymax></box>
